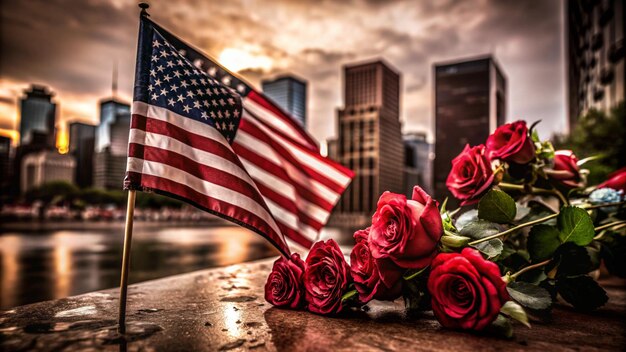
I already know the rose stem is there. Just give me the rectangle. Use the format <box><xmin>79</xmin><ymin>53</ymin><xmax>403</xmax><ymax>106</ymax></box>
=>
<box><xmin>468</xmin><ymin>213</ymin><xmax>558</xmax><ymax>246</ymax></box>
<box><xmin>498</xmin><ymin>182</ymin><xmax>568</xmax><ymax>205</ymax></box>
<box><xmin>468</xmin><ymin>200</ymin><xmax>626</xmax><ymax>246</ymax></box>
<box><xmin>509</xmin><ymin>259</ymin><xmax>551</xmax><ymax>281</ymax></box>
<box><xmin>593</xmin><ymin>222</ymin><xmax>626</xmax><ymax>240</ymax></box>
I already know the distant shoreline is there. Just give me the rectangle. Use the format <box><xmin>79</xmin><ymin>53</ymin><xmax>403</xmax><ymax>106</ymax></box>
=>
<box><xmin>0</xmin><ymin>219</ymin><xmax>232</xmax><ymax>233</ymax></box>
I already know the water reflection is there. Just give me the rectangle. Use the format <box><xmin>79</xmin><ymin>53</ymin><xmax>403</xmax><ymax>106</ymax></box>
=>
<box><xmin>0</xmin><ymin>225</ymin><xmax>280</xmax><ymax>309</ymax></box>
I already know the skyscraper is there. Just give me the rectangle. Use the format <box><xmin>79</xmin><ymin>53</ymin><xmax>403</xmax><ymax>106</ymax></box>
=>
<box><xmin>69</xmin><ymin>122</ymin><xmax>96</xmax><ymax>188</ymax></box>
<box><xmin>433</xmin><ymin>56</ymin><xmax>507</xmax><ymax>202</ymax></box>
<box><xmin>95</xmin><ymin>98</ymin><xmax>130</xmax><ymax>153</ymax></box>
<box><xmin>403</xmin><ymin>132</ymin><xmax>433</xmax><ymax>196</ymax></box>
<box><xmin>261</xmin><ymin>75</ymin><xmax>307</xmax><ymax>127</ymax></box>
<box><xmin>567</xmin><ymin>0</ymin><xmax>624</xmax><ymax>130</ymax></box>
<box><xmin>19</xmin><ymin>85</ymin><xmax>56</xmax><ymax>148</ymax></box>
<box><xmin>335</xmin><ymin>60</ymin><xmax>404</xmax><ymax>222</ymax></box>
<box><xmin>21</xmin><ymin>150</ymin><xmax>75</xmax><ymax>193</ymax></box>
<box><xmin>93</xmin><ymin>96</ymin><xmax>130</xmax><ymax>190</ymax></box>
<box><xmin>0</xmin><ymin>136</ymin><xmax>12</xmax><ymax>195</ymax></box>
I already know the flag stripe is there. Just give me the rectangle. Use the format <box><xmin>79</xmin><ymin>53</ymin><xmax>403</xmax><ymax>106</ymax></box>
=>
<box><xmin>127</xmin><ymin>156</ymin><xmax>284</xmax><ymax>238</ymax></box>
<box><xmin>128</xmin><ymin>143</ymin><xmax>265</xmax><ymax>208</ymax></box>
<box><xmin>127</xmin><ymin>171</ymin><xmax>289</xmax><ymax>251</ymax></box>
<box><xmin>129</xmin><ymin>128</ymin><xmax>250</xmax><ymax>185</ymax></box>
<box><xmin>241</xmin><ymin>108</ymin><xmax>353</xmax><ymax>186</ymax></box>
<box><xmin>130</xmin><ymin>115</ymin><xmax>242</xmax><ymax>168</ymax></box>
<box><xmin>234</xmin><ymin>130</ymin><xmax>344</xmax><ymax>199</ymax></box>
<box><xmin>246</xmin><ymin>91</ymin><xmax>318</xmax><ymax>150</ymax></box>
<box><xmin>235</xmin><ymin>146</ymin><xmax>335</xmax><ymax>210</ymax></box>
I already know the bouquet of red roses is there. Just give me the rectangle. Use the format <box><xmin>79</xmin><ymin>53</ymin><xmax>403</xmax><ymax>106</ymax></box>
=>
<box><xmin>264</xmin><ymin>120</ymin><xmax>626</xmax><ymax>337</ymax></box>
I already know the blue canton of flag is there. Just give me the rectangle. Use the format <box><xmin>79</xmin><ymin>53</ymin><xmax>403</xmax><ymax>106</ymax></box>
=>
<box><xmin>146</xmin><ymin>32</ymin><xmax>242</xmax><ymax>143</ymax></box>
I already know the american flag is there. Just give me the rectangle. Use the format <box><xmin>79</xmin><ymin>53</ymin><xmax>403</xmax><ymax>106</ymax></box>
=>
<box><xmin>124</xmin><ymin>17</ymin><xmax>353</xmax><ymax>256</ymax></box>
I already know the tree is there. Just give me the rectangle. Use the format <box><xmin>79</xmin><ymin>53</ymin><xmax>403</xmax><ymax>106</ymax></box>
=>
<box><xmin>554</xmin><ymin>102</ymin><xmax>625</xmax><ymax>185</ymax></box>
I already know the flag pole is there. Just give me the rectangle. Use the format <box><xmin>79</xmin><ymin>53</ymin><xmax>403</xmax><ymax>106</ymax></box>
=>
<box><xmin>117</xmin><ymin>4</ymin><xmax>149</xmax><ymax>334</ymax></box>
<box><xmin>117</xmin><ymin>189</ymin><xmax>136</xmax><ymax>334</ymax></box>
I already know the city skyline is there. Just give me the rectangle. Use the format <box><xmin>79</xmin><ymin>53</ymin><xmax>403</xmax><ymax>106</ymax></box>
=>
<box><xmin>0</xmin><ymin>0</ymin><xmax>565</xmax><ymax>150</ymax></box>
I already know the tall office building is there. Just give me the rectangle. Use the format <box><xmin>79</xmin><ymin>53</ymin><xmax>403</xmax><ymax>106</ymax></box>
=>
<box><xmin>567</xmin><ymin>0</ymin><xmax>624</xmax><ymax>130</ymax></box>
<box><xmin>95</xmin><ymin>98</ymin><xmax>130</xmax><ymax>153</ymax></box>
<box><xmin>69</xmin><ymin>122</ymin><xmax>96</xmax><ymax>188</ymax></box>
<box><xmin>19</xmin><ymin>85</ymin><xmax>56</xmax><ymax>148</ymax></box>
<box><xmin>0</xmin><ymin>136</ymin><xmax>12</xmax><ymax>194</ymax></box>
<box><xmin>403</xmin><ymin>132</ymin><xmax>433</xmax><ymax>196</ymax></box>
<box><xmin>335</xmin><ymin>60</ymin><xmax>404</xmax><ymax>220</ymax></box>
<box><xmin>20</xmin><ymin>150</ymin><xmax>75</xmax><ymax>193</ymax></box>
<box><xmin>433</xmin><ymin>56</ymin><xmax>507</xmax><ymax>202</ymax></box>
<box><xmin>261</xmin><ymin>75</ymin><xmax>307</xmax><ymax>127</ymax></box>
<box><xmin>93</xmin><ymin>97</ymin><xmax>131</xmax><ymax>190</ymax></box>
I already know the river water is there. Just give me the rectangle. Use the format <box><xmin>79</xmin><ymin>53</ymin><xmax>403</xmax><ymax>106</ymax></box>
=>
<box><xmin>0</xmin><ymin>224</ymin><xmax>352</xmax><ymax>310</ymax></box>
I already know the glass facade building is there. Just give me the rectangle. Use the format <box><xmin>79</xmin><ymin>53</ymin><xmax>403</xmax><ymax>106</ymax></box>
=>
<box><xmin>93</xmin><ymin>98</ymin><xmax>130</xmax><ymax>190</ymax></box>
<box><xmin>336</xmin><ymin>60</ymin><xmax>404</xmax><ymax>216</ymax></box>
<box><xmin>69</xmin><ymin>122</ymin><xmax>96</xmax><ymax>188</ymax></box>
<box><xmin>19</xmin><ymin>85</ymin><xmax>56</xmax><ymax>148</ymax></box>
<box><xmin>261</xmin><ymin>75</ymin><xmax>307</xmax><ymax>127</ymax></box>
<box><xmin>433</xmin><ymin>56</ymin><xmax>507</xmax><ymax>203</ymax></box>
<box><xmin>95</xmin><ymin>99</ymin><xmax>130</xmax><ymax>153</ymax></box>
<box><xmin>403</xmin><ymin>132</ymin><xmax>433</xmax><ymax>196</ymax></box>
<box><xmin>567</xmin><ymin>0</ymin><xmax>624</xmax><ymax>130</ymax></box>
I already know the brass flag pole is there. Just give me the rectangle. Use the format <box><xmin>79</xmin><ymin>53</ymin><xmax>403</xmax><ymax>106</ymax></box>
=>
<box><xmin>117</xmin><ymin>2</ymin><xmax>149</xmax><ymax>335</ymax></box>
<box><xmin>117</xmin><ymin>189</ymin><xmax>136</xmax><ymax>334</ymax></box>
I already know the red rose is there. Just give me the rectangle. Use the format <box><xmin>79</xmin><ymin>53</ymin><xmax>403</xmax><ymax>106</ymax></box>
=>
<box><xmin>304</xmin><ymin>239</ymin><xmax>352</xmax><ymax>315</ymax></box>
<box><xmin>428</xmin><ymin>248</ymin><xmax>509</xmax><ymax>331</ymax></box>
<box><xmin>369</xmin><ymin>186</ymin><xmax>443</xmax><ymax>270</ymax></box>
<box><xmin>486</xmin><ymin>120</ymin><xmax>536</xmax><ymax>164</ymax></box>
<box><xmin>446</xmin><ymin>144</ymin><xmax>495</xmax><ymax>205</ymax></box>
<box><xmin>350</xmin><ymin>227</ymin><xmax>402</xmax><ymax>302</ymax></box>
<box><xmin>598</xmin><ymin>167</ymin><xmax>626</xmax><ymax>193</ymax></box>
<box><xmin>550</xmin><ymin>150</ymin><xmax>583</xmax><ymax>188</ymax></box>
<box><xmin>264</xmin><ymin>253</ymin><xmax>306</xmax><ymax>309</ymax></box>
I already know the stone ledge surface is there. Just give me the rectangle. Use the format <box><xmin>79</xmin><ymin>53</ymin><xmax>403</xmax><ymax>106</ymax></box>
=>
<box><xmin>1</xmin><ymin>258</ymin><xmax>625</xmax><ymax>351</ymax></box>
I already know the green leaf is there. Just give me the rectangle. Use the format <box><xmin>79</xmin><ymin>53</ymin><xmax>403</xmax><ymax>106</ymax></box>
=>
<box><xmin>528</xmin><ymin>225</ymin><xmax>561</xmax><ymax>262</ymax></box>
<box><xmin>506</xmin><ymin>281</ymin><xmax>552</xmax><ymax>310</ymax></box>
<box><xmin>341</xmin><ymin>289</ymin><xmax>358</xmax><ymax>302</ymax></box>
<box><xmin>551</xmin><ymin>243</ymin><xmax>593</xmax><ymax>278</ymax></box>
<box><xmin>403</xmin><ymin>265</ymin><xmax>429</xmax><ymax>281</ymax></box>
<box><xmin>486</xmin><ymin>314</ymin><xmax>513</xmax><ymax>339</ymax></box>
<box><xmin>440</xmin><ymin>233</ymin><xmax>471</xmax><ymax>249</ymax></box>
<box><xmin>478</xmin><ymin>189</ymin><xmax>517</xmax><ymax>224</ymax></box>
<box><xmin>474</xmin><ymin>238</ymin><xmax>504</xmax><ymax>259</ymax></box>
<box><xmin>455</xmin><ymin>209</ymin><xmax>478</xmax><ymax>230</ymax></box>
<box><xmin>500</xmin><ymin>301</ymin><xmax>531</xmax><ymax>328</ymax></box>
<box><xmin>460</xmin><ymin>220</ymin><xmax>504</xmax><ymax>259</ymax></box>
<box><xmin>556</xmin><ymin>275</ymin><xmax>608</xmax><ymax>311</ymax></box>
<box><xmin>557</xmin><ymin>206</ymin><xmax>595</xmax><ymax>246</ymax></box>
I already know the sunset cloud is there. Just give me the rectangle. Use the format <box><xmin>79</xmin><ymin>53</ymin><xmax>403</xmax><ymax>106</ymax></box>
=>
<box><xmin>0</xmin><ymin>0</ymin><xmax>565</xmax><ymax>146</ymax></box>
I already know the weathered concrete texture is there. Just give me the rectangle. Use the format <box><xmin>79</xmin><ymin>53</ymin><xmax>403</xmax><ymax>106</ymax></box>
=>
<box><xmin>1</xmin><ymin>258</ymin><xmax>625</xmax><ymax>351</ymax></box>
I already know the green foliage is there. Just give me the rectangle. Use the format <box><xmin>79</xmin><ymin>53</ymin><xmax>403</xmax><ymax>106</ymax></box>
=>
<box><xmin>500</xmin><ymin>301</ymin><xmax>530</xmax><ymax>328</ymax></box>
<box><xmin>460</xmin><ymin>220</ymin><xmax>504</xmax><ymax>258</ymax></box>
<box><xmin>556</xmin><ymin>275</ymin><xmax>608</xmax><ymax>311</ymax></box>
<box><xmin>553</xmin><ymin>103</ymin><xmax>626</xmax><ymax>185</ymax></box>
<box><xmin>487</xmin><ymin>315</ymin><xmax>513</xmax><ymax>339</ymax></box>
<box><xmin>528</xmin><ymin>225</ymin><xmax>561</xmax><ymax>262</ymax></box>
<box><xmin>550</xmin><ymin>243</ymin><xmax>594</xmax><ymax>278</ymax></box>
<box><xmin>557</xmin><ymin>206</ymin><xmax>595</xmax><ymax>246</ymax></box>
<box><xmin>507</xmin><ymin>281</ymin><xmax>552</xmax><ymax>310</ymax></box>
<box><xmin>25</xmin><ymin>181</ymin><xmax>79</xmax><ymax>204</ymax></box>
<box><xmin>478</xmin><ymin>189</ymin><xmax>517</xmax><ymax>224</ymax></box>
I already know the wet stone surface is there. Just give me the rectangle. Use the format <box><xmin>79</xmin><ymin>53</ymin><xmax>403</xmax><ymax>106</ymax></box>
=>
<box><xmin>1</xmin><ymin>258</ymin><xmax>625</xmax><ymax>351</ymax></box>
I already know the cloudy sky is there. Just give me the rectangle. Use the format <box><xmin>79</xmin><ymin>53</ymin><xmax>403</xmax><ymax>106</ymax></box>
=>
<box><xmin>0</xmin><ymin>0</ymin><xmax>565</xmax><ymax>150</ymax></box>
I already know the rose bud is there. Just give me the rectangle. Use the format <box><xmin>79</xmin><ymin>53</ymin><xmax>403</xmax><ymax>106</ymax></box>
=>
<box><xmin>428</xmin><ymin>248</ymin><xmax>509</xmax><ymax>331</ymax></box>
<box><xmin>350</xmin><ymin>228</ymin><xmax>403</xmax><ymax>303</ymax></box>
<box><xmin>304</xmin><ymin>239</ymin><xmax>352</xmax><ymax>315</ymax></box>
<box><xmin>549</xmin><ymin>150</ymin><xmax>584</xmax><ymax>189</ymax></box>
<box><xmin>369</xmin><ymin>186</ymin><xmax>443</xmax><ymax>270</ymax></box>
<box><xmin>446</xmin><ymin>144</ymin><xmax>495</xmax><ymax>205</ymax></box>
<box><xmin>597</xmin><ymin>167</ymin><xmax>626</xmax><ymax>193</ymax></box>
<box><xmin>264</xmin><ymin>253</ymin><xmax>306</xmax><ymax>309</ymax></box>
<box><xmin>486</xmin><ymin>120</ymin><xmax>536</xmax><ymax>164</ymax></box>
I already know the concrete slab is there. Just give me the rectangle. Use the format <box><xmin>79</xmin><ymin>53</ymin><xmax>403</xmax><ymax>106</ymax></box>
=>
<box><xmin>1</xmin><ymin>259</ymin><xmax>625</xmax><ymax>351</ymax></box>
